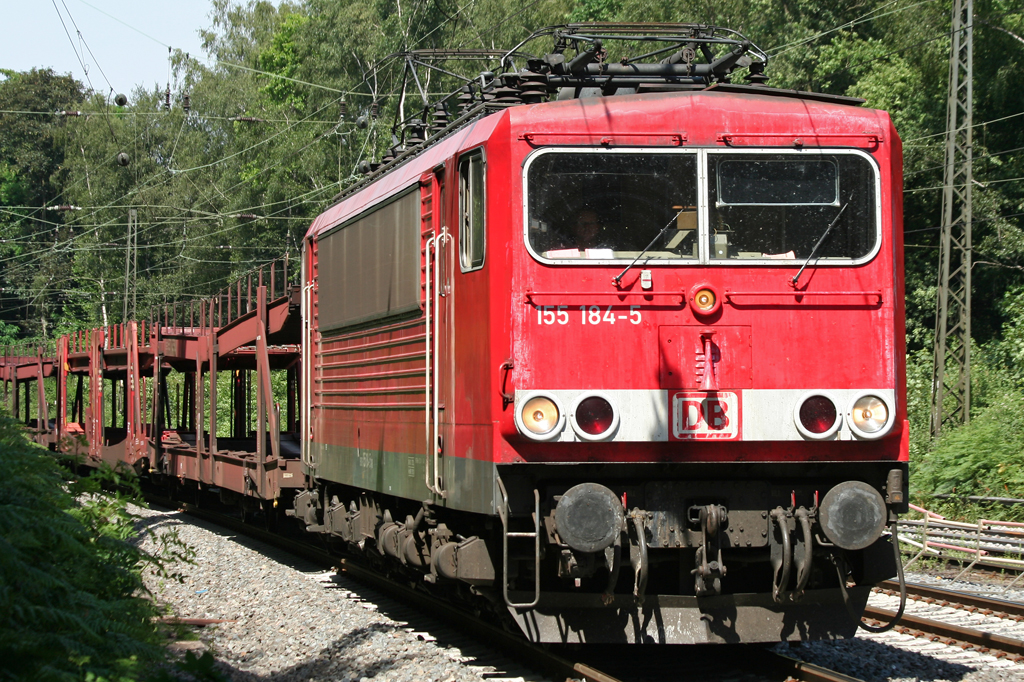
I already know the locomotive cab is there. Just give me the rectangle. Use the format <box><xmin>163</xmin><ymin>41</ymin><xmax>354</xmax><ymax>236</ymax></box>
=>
<box><xmin>497</xmin><ymin>87</ymin><xmax>907</xmax><ymax>644</ymax></box>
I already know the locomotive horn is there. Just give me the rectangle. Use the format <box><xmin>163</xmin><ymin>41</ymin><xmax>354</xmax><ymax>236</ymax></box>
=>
<box><xmin>555</xmin><ymin>482</ymin><xmax>624</xmax><ymax>553</ymax></box>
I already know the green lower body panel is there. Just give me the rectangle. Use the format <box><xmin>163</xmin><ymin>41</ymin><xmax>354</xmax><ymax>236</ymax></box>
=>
<box><xmin>307</xmin><ymin>440</ymin><xmax>496</xmax><ymax>515</ymax></box>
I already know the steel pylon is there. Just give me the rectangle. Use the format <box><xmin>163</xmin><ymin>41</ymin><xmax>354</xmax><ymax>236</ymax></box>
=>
<box><xmin>123</xmin><ymin>208</ymin><xmax>138</xmax><ymax>321</ymax></box>
<box><xmin>931</xmin><ymin>0</ymin><xmax>973</xmax><ymax>436</ymax></box>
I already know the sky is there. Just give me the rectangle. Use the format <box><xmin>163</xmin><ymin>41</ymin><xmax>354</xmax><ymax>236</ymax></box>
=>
<box><xmin>1</xmin><ymin>0</ymin><xmax>215</xmax><ymax>96</ymax></box>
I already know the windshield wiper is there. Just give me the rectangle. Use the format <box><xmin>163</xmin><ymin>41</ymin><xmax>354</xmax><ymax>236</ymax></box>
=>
<box><xmin>613</xmin><ymin>208</ymin><xmax>686</xmax><ymax>287</ymax></box>
<box><xmin>791</xmin><ymin>200</ymin><xmax>850</xmax><ymax>286</ymax></box>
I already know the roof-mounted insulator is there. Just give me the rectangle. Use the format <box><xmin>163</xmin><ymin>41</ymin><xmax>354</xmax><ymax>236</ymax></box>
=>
<box><xmin>405</xmin><ymin>119</ymin><xmax>426</xmax><ymax>147</ymax></box>
<box><xmin>380</xmin><ymin>139</ymin><xmax>404</xmax><ymax>165</ymax></box>
<box><xmin>746</xmin><ymin>61</ymin><xmax>769</xmax><ymax>85</ymax></box>
<box><xmin>429</xmin><ymin>102</ymin><xmax>450</xmax><ymax>137</ymax></box>
<box><xmin>488</xmin><ymin>75</ymin><xmax>523</xmax><ymax>111</ymax></box>
<box><xmin>57</xmin><ymin>110</ymin><xmax>82</xmax><ymax>117</ymax></box>
<box><xmin>456</xmin><ymin>85</ymin><xmax>475</xmax><ymax>116</ymax></box>
<box><xmin>518</xmin><ymin>71</ymin><xmax>548</xmax><ymax>104</ymax></box>
<box><xmin>228</xmin><ymin>116</ymin><xmax>265</xmax><ymax>123</ymax></box>
<box><xmin>358</xmin><ymin>160</ymin><xmax>380</xmax><ymax>175</ymax></box>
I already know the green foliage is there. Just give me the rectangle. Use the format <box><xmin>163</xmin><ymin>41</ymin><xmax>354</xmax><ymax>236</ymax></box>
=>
<box><xmin>0</xmin><ymin>162</ymin><xmax>27</xmax><ymax>206</ymax></box>
<box><xmin>0</xmin><ymin>320</ymin><xmax>20</xmax><ymax>346</ymax></box>
<box><xmin>0</xmin><ymin>412</ymin><xmax>192</xmax><ymax>681</ymax></box>
<box><xmin>913</xmin><ymin>390</ymin><xmax>1024</xmax><ymax>500</ymax></box>
<box><xmin>256</xmin><ymin>12</ymin><xmax>311</xmax><ymax>109</ymax></box>
<box><xmin>568</xmin><ymin>0</ymin><xmax>623</xmax><ymax>23</ymax></box>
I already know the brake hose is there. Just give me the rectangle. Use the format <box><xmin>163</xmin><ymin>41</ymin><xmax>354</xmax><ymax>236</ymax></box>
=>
<box><xmin>837</xmin><ymin>518</ymin><xmax>907</xmax><ymax>633</ymax></box>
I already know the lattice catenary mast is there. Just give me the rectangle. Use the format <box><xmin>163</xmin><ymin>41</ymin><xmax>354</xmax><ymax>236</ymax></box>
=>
<box><xmin>931</xmin><ymin>0</ymin><xmax>974</xmax><ymax>436</ymax></box>
<box><xmin>123</xmin><ymin>208</ymin><xmax>138</xmax><ymax>321</ymax></box>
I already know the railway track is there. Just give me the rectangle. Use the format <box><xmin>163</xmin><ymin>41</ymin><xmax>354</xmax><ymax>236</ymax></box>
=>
<box><xmin>150</xmin><ymin>495</ymin><xmax>864</xmax><ymax>682</ymax></box>
<box><xmin>869</xmin><ymin>580</ymin><xmax>1024</xmax><ymax>662</ymax></box>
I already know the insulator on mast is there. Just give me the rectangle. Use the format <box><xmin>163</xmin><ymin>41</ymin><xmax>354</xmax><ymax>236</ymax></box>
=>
<box><xmin>164</xmin><ymin>85</ymin><xmax>171</xmax><ymax>111</ymax></box>
<box><xmin>370</xmin><ymin>100</ymin><xmax>380</xmax><ymax>119</ymax></box>
<box><xmin>339</xmin><ymin>99</ymin><xmax>347</xmax><ymax>118</ymax></box>
<box><xmin>182</xmin><ymin>92</ymin><xmax>191</xmax><ymax>113</ymax></box>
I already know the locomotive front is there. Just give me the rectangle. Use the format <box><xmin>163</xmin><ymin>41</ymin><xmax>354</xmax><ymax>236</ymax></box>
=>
<box><xmin>294</xmin><ymin>24</ymin><xmax>908</xmax><ymax>648</ymax></box>
<box><xmin>497</xmin><ymin>89</ymin><xmax>907</xmax><ymax>643</ymax></box>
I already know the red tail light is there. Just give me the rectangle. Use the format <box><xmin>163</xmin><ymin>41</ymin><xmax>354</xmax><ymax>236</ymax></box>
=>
<box><xmin>798</xmin><ymin>396</ymin><xmax>837</xmax><ymax>435</ymax></box>
<box><xmin>575</xmin><ymin>396</ymin><xmax>615</xmax><ymax>436</ymax></box>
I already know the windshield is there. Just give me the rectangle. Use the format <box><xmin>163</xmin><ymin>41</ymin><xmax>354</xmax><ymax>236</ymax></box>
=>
<box><xmin>524</xmin><ymin>149</ymin><xmax>879</xmax><ymax>265</ymax></box>
<box><xmin>709</xmin><ymin>154</ymin><xmax>877</xmax><ymax>261</ymax></box>
<box><xmin>526</xmin><ymin>151</ymin><xmax>699</xmax><ymax>260</ymax></box>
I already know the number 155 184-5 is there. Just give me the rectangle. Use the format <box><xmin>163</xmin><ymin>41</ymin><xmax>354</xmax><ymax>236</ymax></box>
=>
<box><xmin>536</xmin><ymin>305</ymin><xmax>641</xmax><ymax>326</ymax></box>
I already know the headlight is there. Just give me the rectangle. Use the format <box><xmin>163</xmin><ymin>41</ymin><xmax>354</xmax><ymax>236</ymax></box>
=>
<box><xmin>689</xmin><ymin>282</ymin><xmax>721</xmax><ymax>316</ymax></box>
<box><xmin>523</xmin><ymin>397</ymin><xmax>559</xmax><ymax>434</ymax></box>
<box><xmin>694</xmin><ymin>288</ymin><xmax>716</xmax><ymax>311</ymax></box>
<box><xmin>571</xmin><ymin>394</ymin><xmax>619</xmax><ymax>441</ymax></box>
<box><xmin>516</xmin><ymin>392</ymin><xmax>566</xmax><ymax>441</ymax></box>
<box><xmin>794</xmin><ymin>392</ymin><xmax>840</xmax><ymax>440</ymax></box>
<box><xmin>847</xmin><ymin>393</ymin><xmax>894</xmax><ymax>439</ymax></box>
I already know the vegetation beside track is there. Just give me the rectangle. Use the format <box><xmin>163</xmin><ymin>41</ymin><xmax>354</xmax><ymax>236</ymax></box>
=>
<box><xmin>0</xmin><ymin>412</ymin><xmax>202</xmax><ymax>682</ymax></box>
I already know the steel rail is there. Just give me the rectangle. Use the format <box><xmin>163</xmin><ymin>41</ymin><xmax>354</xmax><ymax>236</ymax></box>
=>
<box><xmin>879</xmin><ymin>580</ymin><xmax>1024</xmax><ymax>618</ymax></box>
<box><xmin>758</xmin><ymin>652</ymin><xmax>868</xmax><ymax>682</ymax></box>
<box><xmin>865</xmin><ymin>604</ymin><xmax>1024</xmax><ymax>659</ymax></box>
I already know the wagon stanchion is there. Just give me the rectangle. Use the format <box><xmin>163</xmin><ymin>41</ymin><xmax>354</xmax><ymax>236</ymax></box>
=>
<box><xmin>952</xmin><ymin>519</ymin><xmax>986</xmax><ymax>581</ymax></box>
<box><xmin>903</xmin><ymin>512</ymin><xmax>932</xmax><ymax>570</ymax></box>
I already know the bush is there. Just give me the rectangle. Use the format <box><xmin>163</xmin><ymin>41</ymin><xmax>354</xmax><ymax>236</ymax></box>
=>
<box><xmin>913</xmin><ymin>391</ymin><xmax>1024</xmax><ymax>503</ymax></box>
<box><xmin>0</xmin><ymin>412</ymin><xmax>172</xmax><ymax>681</ymax></box>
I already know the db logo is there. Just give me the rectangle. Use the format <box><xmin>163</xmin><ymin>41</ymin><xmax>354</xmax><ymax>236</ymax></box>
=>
<box><xmin>671</xmin><ymin>391</ymin><xmax>741</xmax><ymax>440</ymax></box>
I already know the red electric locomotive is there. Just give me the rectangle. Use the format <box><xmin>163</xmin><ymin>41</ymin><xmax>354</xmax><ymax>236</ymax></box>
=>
<box><xmin>0</xmin><ymin>23</ymin><xmax>908</xmax><ymax>647</ymax></box>
<box><xmin>292</xmin><ymin>24</ymin><xmax>908</xmax><ymax>644</ymax></box>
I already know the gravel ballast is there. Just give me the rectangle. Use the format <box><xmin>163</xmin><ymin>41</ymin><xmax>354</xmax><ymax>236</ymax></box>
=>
<box><xmin>136</xmin><ymin>504</ymin><xmax>536</xmax><ymax>682</ymax></box>
<box><xmin>137</xmin><ymin>503</ymin><xmax>1024</xmax><ymax>681</ymax></box>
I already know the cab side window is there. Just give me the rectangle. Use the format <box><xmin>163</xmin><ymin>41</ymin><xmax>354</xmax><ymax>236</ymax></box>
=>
<box><xmin>459</xmin><ymin>153</ymin><xmax>485</xmax><ymax>271</ymax></box>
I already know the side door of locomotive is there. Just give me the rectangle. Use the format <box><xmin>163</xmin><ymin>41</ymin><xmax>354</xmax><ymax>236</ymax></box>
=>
<box><xmin>423</xmin><ymin>166</ymin><xmax>454</xmax><ymax>498</ymax></box>
<box><xmin>423</xmin><ymin>150</ymin><xmax>485</xmax><ymax>502</ymax></box>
